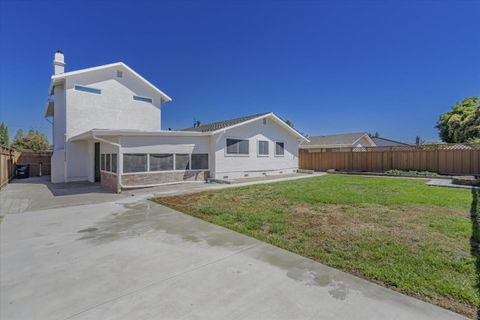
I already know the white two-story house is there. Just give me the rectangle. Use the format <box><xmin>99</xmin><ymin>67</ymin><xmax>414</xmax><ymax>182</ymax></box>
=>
<box><xmin>44</xmin><ymin>51</ymin><xmax>308</xmax><ymax>192</ymax></box>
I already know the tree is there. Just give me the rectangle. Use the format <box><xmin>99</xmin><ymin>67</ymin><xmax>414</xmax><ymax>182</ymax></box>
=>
<box><xmin>11</xmin><ymin>130</ymin><xmax>50</xmax><ymax>151</ymax></box>
<box><xmin>0</xmin><ymin>122</ymin><xmax>9</xmax><ymax>147</ymax></box>
<box><xmin>436</xmin><ymin>96</ymin><xmax>480</xmax><ymax>143</ymax></box>
<box><xmin>369</xmin><ymin>131</ymin><xmax>380</xmax><ymax>138</ymax></box>
<box><xmin>14</xmin><ymin>129</ymin><xmax>24</xmax><ymax>140</ymax></box>
<box><xmin>285</xmin><ymin>119</ymin><xmax>294</xmax><ymax>128</ymax></box>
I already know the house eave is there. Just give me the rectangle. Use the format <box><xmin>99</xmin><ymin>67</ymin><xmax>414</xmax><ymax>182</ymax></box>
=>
<box><xmin>70</xmin><ymin>129</ymin><xmax>209</xmax><ymax>141</ymax></box>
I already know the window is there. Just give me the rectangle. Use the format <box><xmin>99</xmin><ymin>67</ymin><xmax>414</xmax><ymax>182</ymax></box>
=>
<box><xmin>111</xmin><ymin>154</ymin><xmax>117</xmax><ymax>173</ymax></box>
<box><xmin>74</xmin><ymin>85</ymin><xmax>101</xmax><ymax>94</ymax></box>
<box><xmin>175</xmin><ymin>154</ymin><xmax>190</xmax><ymax>170</ymax></box>
<box><xmin>191</xmin><ymin>154</ymin><xmax>208</xmax><ymax>170</ymax></box>
<box><xmin>275</xmin><ymin>142</ymin><xmax>285</xmax><ymax>156</ymax></box>
<box><xmin>258</xmin><ymin>140</ymin><xmax>269</xmax><ymax>156</ymax></box>
<box><xmin>101</xmin><ymin>154</ymin><xmax>105</xmax><ymax>170</ymax></box>
<box><xmin>226</xmin><ymin>138</ymin><xmax>249</xmax><ymax>155</ymax></box>
<box><xmin>133</xmin><ymin>95</ymin><xmax>153</xmax><ymax>103</ymax></box>
<box><xmin>116</xmin><ymin>70</ymin><xmax>123</xmax><ymax>78</ymax></box>
<box><xmin>123</xmin><ymin>154</ymin><xmax>147</xmax><ymax>173</ymax></box>
<box><xmin>150</xmin><ymin>154</ymin><xmax>173</xmax><ymax>171</ymax></box>
<box><xmin>106</xmin><ymin>154</ymin><xmax>111</xmax><ymax>172</ymax></box>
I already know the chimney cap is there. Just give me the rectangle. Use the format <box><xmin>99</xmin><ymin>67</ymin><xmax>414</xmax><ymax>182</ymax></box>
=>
<box><xmin>56</xmin><ymin>49</ymin><xmax>64</xmax><ymax>54</ymax></box>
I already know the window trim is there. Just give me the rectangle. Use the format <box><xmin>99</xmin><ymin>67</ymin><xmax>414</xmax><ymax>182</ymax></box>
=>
<box><xmin>225</xmin><ymin>137</ymin><xmax>250</xmax><ymax>157</ymax></box>
<box><xmin>113</xmin><ymin>153</ymin><xmax>209</xmax><ymax>175</ymax></box>
<box><xmin>274</xmin><ymin>141</ymin><xmax>285</xmax><ymax>157</ymax></box>
<box><xmin>100</xmin><ymin>153</ymin><xmax>118</xmax><ymax>175</ymax></box>
<box><xmin>191</xmin><ymin>153</ymin><xmax>209</xmax><ymax>170</ymax></box>
<box><xmin>257</xmin><ymin>140</ymin><xmax>269</xmax><ymax>157</ymax></box>
<box><xmin>149</xmin><ymin>153</ymin><xmax>174</xmax><ymax>172</ymax></box>
<box><xmin>123</xmin><ymin>153</ymin><xmax>148</xmax><ymax>173</ymax></box>
<box><xmin>111</xmin><ymin>154</ymin><xmax>117</xmax><ymax>173</ymax></box>
<box><xmin>74</xmin><ymin>84</ymin><xmax>101</xmax><ymax>95</ymax></box>
<box><xmin>174</xmin><ymin>153</ymin><xmax>190</xmax><ymax>171</ymax></box>
<box><xmin>133</xmin><ymin>95</ymin><xmax>153</xmax><ymax>104</ymax></box>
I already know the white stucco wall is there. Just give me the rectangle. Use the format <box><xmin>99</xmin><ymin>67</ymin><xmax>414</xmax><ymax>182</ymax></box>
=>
<box><xmin>50</xmin><ymin>83</ymin><xmax>66</xmax><ymax>183</ymax></box>
<box><xmin>50</xmin><ymin>65</ymin><xmax>166</xmax><ymax>183</ymax></box>
<box><xmin>212</xmin><ymin>118</ymin><xmax>301</xmax><ymax>179</ymax></box>
<box><xmin>119</xmin><ymin>136</ymin><xmax>210</xmax><ymax>154</ymax></box>
<box><xmin>64</xmin><ymin>65</ymin><xmax>162</xmax><ymax>138</ymax></box>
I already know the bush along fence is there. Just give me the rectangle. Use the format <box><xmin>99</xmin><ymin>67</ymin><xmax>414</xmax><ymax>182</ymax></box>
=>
<box><xmin>0</xmin><ymin>146</ymin><xmax>52</xmax><ymax>189</ymax></box>
<box><xmin>299</xmin><ymin>143</ymin><xmax>480</xmax><ymax>176</ymax></box>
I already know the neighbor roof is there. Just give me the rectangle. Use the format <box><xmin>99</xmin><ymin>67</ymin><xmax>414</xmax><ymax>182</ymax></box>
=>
<box><xmin>371</xmin><ymin>137</ymin><xmax>411</xmax><ymax>147</ymax></box>
<box><xmin>300</xmin><ymin>132</ymin><xmax>373</xmax><ymax>148</ymax></box>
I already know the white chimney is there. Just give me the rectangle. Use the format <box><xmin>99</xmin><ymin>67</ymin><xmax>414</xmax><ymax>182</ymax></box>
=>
<box><xmin>53</xmin><ymin>50</ymin><xmax>65</xmax><ymax>75</ymax></box>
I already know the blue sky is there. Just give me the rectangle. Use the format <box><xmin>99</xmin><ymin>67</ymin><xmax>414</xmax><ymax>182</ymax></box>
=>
<box><xmin>1</xmin><ymin>0</ymin><xmax>479</xmax><ymax>143</ymax></box>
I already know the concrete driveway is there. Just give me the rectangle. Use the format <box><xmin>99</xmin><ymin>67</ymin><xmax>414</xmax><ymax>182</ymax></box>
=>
<box><xmin>0</xmin><ymin>178</ymin><xmax>467</xmax><ymax>320</ymax></box>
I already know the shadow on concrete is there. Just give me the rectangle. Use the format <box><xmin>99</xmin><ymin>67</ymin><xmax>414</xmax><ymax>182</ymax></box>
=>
<box><xmin>470</xmin><ymin>189</ymin><xmax>480</xmax><ymax>319</ymax></box>
<box><xmin>11</xmin><ymin>176</ymin><xmax>113</xmax><ymax>196</ymax></box>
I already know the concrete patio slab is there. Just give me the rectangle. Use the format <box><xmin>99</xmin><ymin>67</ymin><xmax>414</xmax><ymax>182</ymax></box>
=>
<box><xmin>427</xmin><ymin>178</ymin><xmax>480</xmax><ymax>190</ymax></box>
<box><xmin>0</xmin><ymin>175</ymin><xmax>467</xmax><ymax>320</ymax></box>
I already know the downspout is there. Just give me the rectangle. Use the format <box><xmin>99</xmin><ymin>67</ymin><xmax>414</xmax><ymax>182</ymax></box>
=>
<box><xmin>92</xmin><ymin>135</ymin><xmax>123</xmax><ymax>193</ymax></box>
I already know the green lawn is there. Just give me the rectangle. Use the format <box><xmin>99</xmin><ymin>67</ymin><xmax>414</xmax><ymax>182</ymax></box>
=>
<box><xmin>154</xmin><ymin>175</ymin><xmax>479</xmax><ymax>317</ymax></box>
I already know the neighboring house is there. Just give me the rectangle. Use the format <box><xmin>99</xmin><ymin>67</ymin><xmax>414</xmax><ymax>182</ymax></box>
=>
<box><xmin>300</xmin><ymin>132</ymin><xmax>375</xmax><ymax>150</ymax></box>
<box><xmin>370</xmin><ymin>137</ymin><xmax>411</xmax><ymax>147</ymax></box>
<box><xmin>44</xmin><ymin>51</ymin><xmax>308</xmax><ymax>192</ymax></box>
<box><xmin>300</xmin><ymin>132</ymin><xmax>411</xmax><ymax>150</ymax></box>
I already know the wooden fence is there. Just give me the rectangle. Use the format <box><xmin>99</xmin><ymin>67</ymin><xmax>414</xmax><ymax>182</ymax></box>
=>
<box><xmin>17</xmin><ymin>151</ymin><xmax>52</xmax><ymax>177</ymax></box>
<box><xmin>299</xmin><ymin>143</ymin><xmax>480</xmax><ymax>176</ymax></box>
<box><xmin>0</xmin><ymin>147</ymin><xmax>52</xmax><ymax>189</ymax></box>
<box><xmin>0</xmin><ymin>146</ymin><xmax>20</xmax><ymax>189</ymax></box>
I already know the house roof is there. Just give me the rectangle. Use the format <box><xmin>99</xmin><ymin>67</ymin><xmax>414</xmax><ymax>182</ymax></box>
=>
<box><xmin>181</xmin><ymin>112</ymin><xmax>270</xmax><ymax>132</ymax></box>
<box><xmin>70</xmin><ymin>113</ymin><xmax>309</xmax><ymax>142</ymax></box>
<box><xmin>371</xmin><ymin>137</ymin><xmax>411</xmax><ymax>147</ymax></box>
<box><xmin>45</xmin><ymin>62</ymin><xmax>172</xmax><ymax>118</ymax></box>
<box><xmin>300</xmin><ymin>132</ymin><xmax>374</xmax><ymax>148</ymax></box>
<box><xmin>182</xmin><ymin>112</ymin><xmax>309</xmax><ymax>141</ymax></box>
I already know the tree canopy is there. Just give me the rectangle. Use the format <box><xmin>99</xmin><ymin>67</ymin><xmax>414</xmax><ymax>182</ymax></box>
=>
<box><xmin>11</xmin><ymin>129</ymin><xmax>50</xmax><ymax>151</ymax></box>
<box><xmin>436</xmin><ymin>96</ymin><xmax>480</xmax><ymax>143</ymax></box>
<box><xmin>0</xmin><ymin>122</ymin><xmax>9</xmax><ymax>147</ymax></box>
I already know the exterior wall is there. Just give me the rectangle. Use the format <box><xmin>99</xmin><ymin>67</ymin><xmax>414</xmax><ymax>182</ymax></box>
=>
<box><xmin>66</xmin><ymin>141</ymin><xmax>90</xmax><ymax>181</ymax></box>
<box><xmin>64</xmin><ymin>65</ymin><xmax>162</xmax><ymax>139</ymax></box>
<box><xmin>122</xmin><ymin>170</ymin><xmax>209</xmax><ymax>187</ymax></box>
<box><xmin>118</xmin><ymin>135</ymin><xmax>210</xmax><ymax>188</ymax></box>
<box><xmin>50</xmin><ymin>65</ymin><xmax>165</xmax><ymax>183</ymax></box>
<box><xmin>51</xmin><ymin>83</ymin><xmax>66</xmax><ymax>183</ymax></box>
<box><xmin>119</xmin><ymin>136</ymin><xmax>210</xmax><ymax>154</ymax></box>
<box><xmin>101</xmin><ymin>171</ymin><xmax>119</xmax><ymax>193</ymax></box>
<box><xmin>212</xmin><ymin>118</ymin><xmax>301</xmax><ymax>179</ymax></box>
